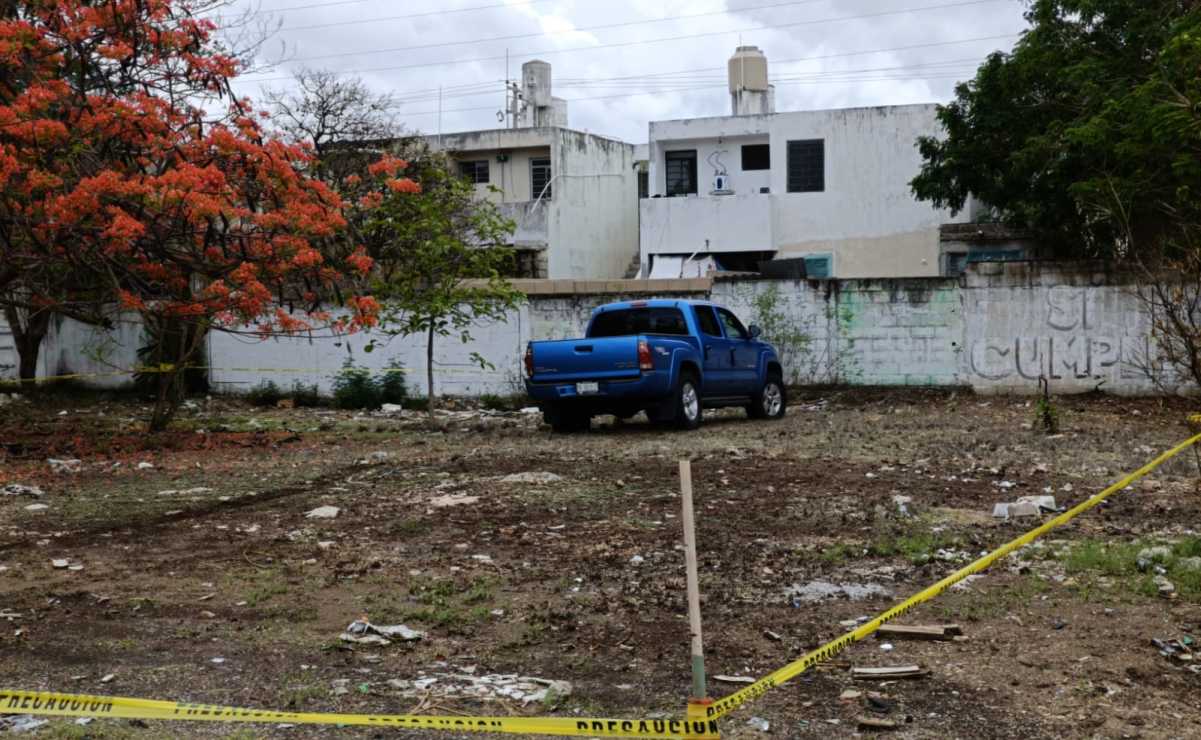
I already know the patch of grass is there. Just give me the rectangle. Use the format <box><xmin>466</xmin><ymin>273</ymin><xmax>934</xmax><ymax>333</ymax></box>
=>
<box><xmin>464</xmin><ymin>577</ymin><xmax>496</xmax><ymax>605</ymax></box>
<box><xmin>238</xmin><ymin>569</ymin><xmax>290</xmax><ymax>606</ymax></box>
<box><xmin>867</xmin><ymin>530</ymin><xmax>963</xmax><ymax>564</ymax></box>
<box><xmin>41</xmin><ymin>721</ymin><xmax>139</xmax><ymax>739</ymax></box>
<box><xmin>246</xmin><ymin>380</ymin><xmax>285</xmax><ymax>407</ymax></box>
<box><xmin>1057</xmin><ymin>537</ymin><xmax>1201</xmax><ymax>602</ymax></box>
<box><xmin>400</xmin><ymin>576</ymin><xmax>494</xmax><ymax>634</ymax></box>
<box><xmin>820</xmin><ymin>542</ymin><xmax>861</xmax><ymax>563</ymax></box>
<box><xmin>938</xmin><ymin>575</ymin><xmax>1050</xmax><ymax>622</ymax></box>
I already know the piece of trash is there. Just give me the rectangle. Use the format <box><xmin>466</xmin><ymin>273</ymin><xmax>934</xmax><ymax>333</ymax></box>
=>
<box><xmin>136</xmin><ymin>461</ymin><xmax>154</xmax><ymax>470</ymax></box>
<box><xmin>1</xmin><ymin>715</ymin><xmax>49</xmax><ymax>733</ymax></box>
<box><xmin>1016</xmin><ymin>495</ymin><xmax>1058</xmax><ymax>511</ymax></box>
<box><xmin>1137</xmin><ymin>546</ymin><xmax>1172</xmax><ymax>572</ymax></box>
<box><xmin>1152</xmin><ymin>637</ymin><xmax>1195</xmax><ymax>662</ymax></box>
<box><xmin>211</xmin><ymin>657</ymin><xmax>226</xmax><ymax>664</ymax></box>
<box><xmin>763</xmin><ymin>629</ymin><xmax>783</xmax><ymax>641</ymax></box>
<box><xmin>992</xmin><ymin>501</ymin><xmax>1040</xmax><ymax>519</ymax></box>
<box><xmin>851</xmin><ymin>665</ymin><xmax>928</xmax><ymax>680</ymax></box>
<box><xmin>380</xmin><ymin>404</ymin><xmax>404</xmax><ymax>414</ymax></box>
<box><xmin>865</xmin><ymin>692</ymin><xmax>897</xmax><ymax>713</ymax></box>
<box><xmin>99</xmin><ymin>674</ymin><xmax>115</xmax><ymax>683</ymax></box>
<box><xmin>384</xmin><ymin>671</ymin><xmax>571</xmax><ymax>705</ymax></box>
<box><xmin>520</xmin><ymin>407</ymin><xmax>540</xmax><ymax>415</ymax></box>
<box><xmin>51</xmin><ymin>559</ymin><xmax>70</xmax><ymax>569</ymax></box>
<box><xmin>341</xmin><ymin>617</ymin><xmax>426</xmax><ymax>646</ymax></box>
<box><xmin>24</xmin><ymin>503</ymin><xmax>49</xmax><ymax>512</ymax></box>
<box><xmin>429</xmin><ymin>493</ymin><xmax>479</xmax><ymax>508</ymax></box>
<box><xmin>876</xmin><ymin>624</ymin><xmax>963</xmax><ymax>641</ymax></box>
<box><xmin>714</xmin><ymin>675</ymin><xmax>756</xmax><ymax>684</ymax></box>
<box><xmin>892</xmin><ymin>495</ymin><xmax>913</xmax><ymax>517</ymax></box>
<box><xmin>2</xmin><ymin>484</ymin><xmax>44</xmax><ymax>497</ymax></box>
<box><xmin>305</xmin><ymin>505</ymin><xmax>341</xmax><ymax>519</ymax></box>
<box><xmin>879</xmin><ymin>643</ymin><xmax>894</xmax><ymax>652</ymax></box>
<box><xmin>47</xmin><ymin>458</ymin><xmax>82</xmax><ymax>474</ymax></box>
<box><xmin>1154</xmin><ymin>575</ymin><xmax>1176</xmax><ymax>599</ymax></box>
<box><xmin>500</xmin><ymin>471</ymin><xmax>563</xmax><ymax>484</ymax></box>
<box><xmin>839</xmin><ymin>689</ymin><xmax>863</xmax><ymax>702</ymax></box>
<box><xmin>857</xmin><ymin>717</ymin><xmax>898</xmax><ymax>731</ymax></box>
<box><xmin>746</xmin><ymin>717</ymin><xmax>770</xmax><ymax>733</ymax></box>
<box><xmin>629</xmin><ymin>555</ymin><xmax>645</xmax><ymax>565</ymax></box>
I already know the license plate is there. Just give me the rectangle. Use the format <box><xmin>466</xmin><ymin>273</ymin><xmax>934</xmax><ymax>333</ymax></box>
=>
<box><xmin>576</xmin><ymin>382</ymin><xmax>599</xmax><ymax>395</ymax></box>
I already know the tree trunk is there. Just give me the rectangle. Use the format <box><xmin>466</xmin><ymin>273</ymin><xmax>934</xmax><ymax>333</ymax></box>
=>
<box><xmin>4</xmin><ymin>301</ymin><xmax>51</xmax><ymax>389</ymax></box>
<box><xmin>426</xmin><ymin>322</ymin><xmax>436</xmax><ymax>421</ymax></box>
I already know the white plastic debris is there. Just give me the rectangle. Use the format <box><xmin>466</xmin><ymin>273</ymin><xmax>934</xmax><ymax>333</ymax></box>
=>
<box><xmin>629</xmin><ymin>555</ymin><xmax>645</xmax><ymax>566</ymax></box>
<box><xmin>429</xmin><ymin>493</ymin><xmax>479</xmax><ymax>508</ymax></box>
<box><xmin>380</xmin><ymin>404</ymin><xmax>404</xmax><ymax>414</ymax></box>
<box><xmin>47</xmin><ymin>458</ymin><xmax>82</xmax><ymax>474</ymax></box>
<box><xmin>136</xmin><ymin>462</ymin><xmax>154</xmax><ymax>470</ymax></box>
<box><xmin>747</xmin><ymin>717</ymin><xmax>771</xmax><ymax>732</ymax></box>
<box><xmin>341</xmin><ymin>617</ymin><xmax>426</xmax><ymax>646</ymax></box>
<box><xmin>2</xmin><ymin>484</ymin><xmax>44</xmax><ymax>497</ymax></box>
<box><xmin>305</xmin><ymin>505</ymin><xmax>341</xmax><ymax>519</ymax></box>
<box><xmin>24</xmin><ymin>504</ymin><xmax>48</xmax><ymax>512</ymax></box>
<box><xmin>384</xmin><ymin>671</ymin><xmax>570</xmax><ymax>706</ymax></box>
<box><xmin>51</xmin><ymin>559</ymin><xmax>70</xmax><ymax>569</ymax></box>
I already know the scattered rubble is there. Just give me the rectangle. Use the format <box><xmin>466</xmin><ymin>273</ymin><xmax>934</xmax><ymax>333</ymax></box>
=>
<box><xmin>992</xmin><ymin>496</ymin><xmax>1058</xmax><ymax>519</ymax></box>
<box><xmin>429</xmin><ymin>493</ymin><xmax>479</xmax><ymax>508</ymax></box>
<box><xmin>787</xmin><ymin>581</ymin><xmax>890</xmax><ymax>604</ymax></box>
<box><xmin>1151</xmin><ymin>637</ymin><xmax>1194</xmax><ymax>663</ymax></box>
<box><xmin>1153</xmin><ymin>575</ymin><xmax>1176</xmax><ymax>599</ymax></box>
<box><xmin>24</xmin><ymin>503</ymin><xmax>48</xmax><ymax>512</ymax></box>
<box><xmin>500</xmin><ymin>471</ymin><xmax>563</xmax><ymax>485</ymax></box>
<box><xmin>0</xmin><ymin>715</ymin><xmax>49</xmax><ymax>733</ymax></box>
<box><xmin>383</xmin><ymin>671</ymin><xmax>571</xmax><ymax>706</ymax></box>
<box><xmin>380</xmin><ymin>403</ymin><xmax>404</xmax><ymax>414</ymax></box>
<box><xmin>1137</xmin><ymin>546</ymin><xmax>1172</xmax><ymax>571</ymax></box>
<box><xmin>746</xmin><ymin>717</ymin><xmax>770</xmax><ymax>733</ymax></box>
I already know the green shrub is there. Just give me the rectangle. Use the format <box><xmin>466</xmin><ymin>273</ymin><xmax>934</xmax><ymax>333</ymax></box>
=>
<box><xmin>479</xmin><ymin>393</ymin><xmax>523</xmax><ymax>411</ymax></box>
<box><xmin>332</xmin><ymin>362</ymin><xmax>381</xmax><ymax>410</ymax></box>
<box><xmin>379</xmin><ymin>361</ymin><xmax>408</xmax><ymax>404</ymax></box>
<box><xmin>246</xmin><ymin>380</ymin><xmax>284</xmax><ymax>407</ymax></box>
<box><xmin>290</xmin><ymin>382</ymin><xmax>324</xmax><ymax>408</ymax></box>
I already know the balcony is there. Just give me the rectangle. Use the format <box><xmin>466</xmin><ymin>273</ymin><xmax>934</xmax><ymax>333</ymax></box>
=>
<box><xmin>496</xmin><ymin>200</ymin><xmax>549</xmax><ymax>248</ymax></box>
<box><xmin>640</xmin><ymin>193</ymin><xmax>773</xmax><ymax>254</ymax></box>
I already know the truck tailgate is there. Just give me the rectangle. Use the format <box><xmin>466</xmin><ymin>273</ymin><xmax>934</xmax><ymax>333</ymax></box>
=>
<box><xmin>529</xmin><ymin>336</ymin><xmax>641</xmax><ymax>383</ymax></box>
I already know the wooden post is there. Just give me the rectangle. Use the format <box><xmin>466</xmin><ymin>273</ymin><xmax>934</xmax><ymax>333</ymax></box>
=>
<box><xmin>679</xmin><ymin>459</ymin><xmax>706</xmax><ymax>700</ymax></box>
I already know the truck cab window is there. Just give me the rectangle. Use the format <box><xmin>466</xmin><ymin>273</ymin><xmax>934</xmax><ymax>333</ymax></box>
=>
<box><xmin>717</xmin><ymin>308</ymin><xmax>748</xmax><ymax>340</ymax></box>
<box><xmin>694</xmin><ymin>306</ymin><xmax>722</xmax><ymax>337</ymax></box>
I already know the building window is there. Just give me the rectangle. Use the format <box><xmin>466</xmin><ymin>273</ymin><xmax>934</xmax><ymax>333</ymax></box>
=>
<box><xmin>637</xmin><ymin>170</ymin><xmax>649</xmax><ymax>199</ymax></box>
<box><xmin>665</xmin><ymin>150</ymin><xmax>698</xmax><ymax>196</ymax></box>
<box><xmin>786</xmin><ymin>139</ymin><xmax>824</xmax><ymax>193</ymax></box>
<box><xmin>459</xmin><ymin>160</ymin><xmax>489</xmax><ymax>184</ymax></box>
<box><xmin>531</xmin><ymin>157</ymin><xmax>552</xmax><ymax>200</ymax></box>
<box><xmin>741</xmin><ymin>144</ymin><xmax>770</xmax><ymax>171</ymax></box>
<box><xmin>803</xmin><ymin>254</ymin><xmax>831</xmax><ymax>278</ymax></box>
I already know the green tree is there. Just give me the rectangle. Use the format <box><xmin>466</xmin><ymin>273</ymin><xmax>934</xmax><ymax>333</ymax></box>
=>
<box><xmin>911</xmin><ymin>0</ymin><xmax>1201</xmax><ymax>261</ymax></box>
<box><xmin>354</xmin><ymin>153</ymin><xmax>523</xmax><ymax>419</ymax></box>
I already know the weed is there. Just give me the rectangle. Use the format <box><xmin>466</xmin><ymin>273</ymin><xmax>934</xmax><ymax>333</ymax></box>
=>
<box><xmin>479</xmin><ymin>393</ymin><xmax>525</xmax><ymax>411</ymax></box>
<box><xmin>290</xmin><ymin>382</ymin><xmax>324</xmax><ymax>408</ymax></box>
<box><xmin>464</xmin><ymin>577</ymin><xmax>496</xmax><ymax>605</ymax></box>
<box><xmin>867</xmin><ymin>530</ymin><xmax>962</xmax><ymax>564</ymax></box>
<box><xmin>332</xmin><ymin>361</ymin><xmax>382</xmax><ymax>410</ymax></box>
<box><xmin>1058</xmin><ymin>537</ymin><xmax>1201</xmax><ymax>601</ymax></box>
<box><xmin>1034</xmin><ymin>395</ymin><xmax>1059</xmax><ymax>434</ymax></box>
<box><xmin>820</xmin><ymin>542</ymin><xmax>861</xmax><ymax>563</ymax></box>
<box><xmin>246</xmin><ymin>380</ymin><xmax>284</xmax><ymax>407</ymax></box>
<box><xmin>379</xmin><ymin>359</ymin><xmax>408</xmax><ymax>404</ymax></box>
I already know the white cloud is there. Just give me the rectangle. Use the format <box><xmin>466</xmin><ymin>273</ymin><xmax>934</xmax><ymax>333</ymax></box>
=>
<box><xmin>224</xmin><ymin>0</ymin><xmax>1029</xmax><ymax>143</ymax></box>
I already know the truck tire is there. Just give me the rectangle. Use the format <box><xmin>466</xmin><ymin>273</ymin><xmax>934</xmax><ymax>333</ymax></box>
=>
<box><xmin>671</xmin><ymin>372</ymin><xmax>703</xmax><ymax>430</ymax></box>
<box><xmin>543</xmin><ymin>405</ymin><xmax>590</xmax><ymax>434</ymax></box>
<box><xmin>747</xmin><ymin>373</ymin><xmax>787</xmax><ymax>420</ymax></box>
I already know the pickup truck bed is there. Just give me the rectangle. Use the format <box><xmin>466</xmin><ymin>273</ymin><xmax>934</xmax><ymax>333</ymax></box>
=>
<box><xmin>523</xmin><ymin>300</ymin><xmax>786</xmax><ymax>433</ymax></box>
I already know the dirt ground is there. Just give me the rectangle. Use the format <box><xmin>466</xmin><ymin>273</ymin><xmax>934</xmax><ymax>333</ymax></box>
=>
<box><xmin>2</xmin><ymin>388</ymin><xmax>1200</xmax><ymax>739</ymax></box>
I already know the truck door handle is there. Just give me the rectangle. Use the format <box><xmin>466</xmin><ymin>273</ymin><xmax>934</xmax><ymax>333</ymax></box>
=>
<box><xmin>703</xmin><ymin>345</ymin><xmax>712</xmax><ymax>359</ymax></box>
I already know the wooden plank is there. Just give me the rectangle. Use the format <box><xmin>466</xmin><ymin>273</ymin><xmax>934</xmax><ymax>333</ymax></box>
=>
<box><xmin>877</xmin><ymin>624</ymin><xmax>961</xmax><ymax>640</ymax></box>
<box><xmin>680</xmin><ymin>459</ymin><xmax>706</xmax><ymax>699</ymax></box>
<box><xmin>851</xmin><ymin>665</ymin><xmax>927</xmax><ymax>680</ymax></box>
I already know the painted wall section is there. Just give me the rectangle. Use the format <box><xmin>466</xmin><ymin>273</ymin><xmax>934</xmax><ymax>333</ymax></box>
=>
<box><xmin>17</xmin><ymin>264</ymin><xmax>1191</xmax><ymax>397</ymax></box>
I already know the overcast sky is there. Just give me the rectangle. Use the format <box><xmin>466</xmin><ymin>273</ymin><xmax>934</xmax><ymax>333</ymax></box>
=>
<box><xmin>220</xmin><ymin>0</ymin><xmax>1031</xmax><ymax>143</ymax></box>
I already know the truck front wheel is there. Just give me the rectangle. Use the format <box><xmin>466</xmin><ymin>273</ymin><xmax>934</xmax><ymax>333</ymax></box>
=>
<box><xmin>747</xmin><ymin>373</ymin><xmax>787</xmax><ymax>420</ymax></box>
<box><xmin>543</xmin><ymin>405</ymin><xmax>590</xmax><ymax>434</ymax></box>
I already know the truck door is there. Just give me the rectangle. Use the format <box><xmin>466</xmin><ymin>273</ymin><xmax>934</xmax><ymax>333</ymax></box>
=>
<box><xmin>692</xmin><ymin>305</ymin><xmax>729</xmax><ymax>396</ymax></box>
<box><xmin>716</xmin><ymin>307</ymin><xmax>759</xmax><ymax>395</ymax></box>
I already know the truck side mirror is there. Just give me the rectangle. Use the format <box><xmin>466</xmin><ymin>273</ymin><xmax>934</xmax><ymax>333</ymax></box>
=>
<box><xmin>748</xmin><ymin>325</ymin><xmax>762</xmax><ymax>339</ymax></box>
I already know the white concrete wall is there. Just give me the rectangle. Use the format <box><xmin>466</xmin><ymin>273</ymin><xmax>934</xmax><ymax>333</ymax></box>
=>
<box><xmin>640</xmin><ymin>193</ymin><xmax>773</xmax><ymax>257</ymax></box>
<box><xmin>547</xmin><ymin>130</ymin><xmax>639</xmax><ymax>280</ymax></box>
<box><xmin>448</xmin><ymin>146</ymin><xmax>550</xmax><ymax>205</ymax></box>
<box><xmin>0</xmin><ymin>314</ymin><xmax>14</xmax><ymax>380</ymax></box>
<box><xmin>27</xmin><ymin>264</ymin><xmax>1193</xmax><ymax>398</ymax></box>
<box><xmin>643</xmin><ymin>105</ymin><xmax>972</xmax><ymax>278</ymax></box>
<box><xmin>41</xmin><ymin>312</ymin><xmax>143</xmax><ymax>388</ymax></box>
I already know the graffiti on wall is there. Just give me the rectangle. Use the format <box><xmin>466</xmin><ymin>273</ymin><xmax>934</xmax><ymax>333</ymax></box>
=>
<box><xmin>969</xmin><ymin>286</ymin><xmax>1148</xmax><ymax>384</ymax></box>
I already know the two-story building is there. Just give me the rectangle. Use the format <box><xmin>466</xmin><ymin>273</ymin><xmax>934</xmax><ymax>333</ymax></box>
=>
<box><xmin>425</xmin><ymin>61</ymin><xmax>640</xmax><ymax>279</ymax></box>
<box><xmin>639</xmin><ymin>46</ymin><xmax>1001</xmax><ymax>279</ymax></box>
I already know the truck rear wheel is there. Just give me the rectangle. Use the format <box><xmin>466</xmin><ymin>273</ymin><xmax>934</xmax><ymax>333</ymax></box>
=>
<box><xmin>672</xmin><ymin>372</ymin><xmax>702</xmax><ymax>430</ymax></box>
<box><xmin>543</xmin><ymin>405</ymin><xmax>590</xmax><ymax>434</ymax></box>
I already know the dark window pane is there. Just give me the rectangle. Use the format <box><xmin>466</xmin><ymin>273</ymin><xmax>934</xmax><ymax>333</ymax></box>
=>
<box><xmin>694</xmin><ymin>306</ymin><xmax>722</xmax><ymax>337</ymax></box>
<box><xmin>589</xmin><ymin>308</ymin><xmax>690</xmax><ymax>338</ymax></box>
<box><xmin>804</xmin><ymin>255</ymin><xmax>831</xmax><ymax>278</ymax></box>
<box><xmin>638</xmin><ymin>170</ymin><xmax>649</xmax><ymax>199</ymax></box>
<box><xmin>741</xmin><ymin>144</ymin><xmax>770</xmax><ymax>171</ymax></box>
<box><xmin>665</xmin><ymin>150</ymin><xmax>698</xmax><ymax>196</ymax></box>
<box><xmin>531</xmin><ymin>157</ymin><xmax>552</xmax><ymax>199</ymax></box>
<box><xmin>459</xmin><ymin>160</ymin><xmax>489</xmax><ymax>184</ymax></box>
<box><xmin>786</xmin><ymin>139</ymin><xmax>824</xmax><ymax>192</ymax></box>
<box><xmin>717</xmin><ymin>308</ymin><xmax>748</xmax><ymax>339</ymax></box>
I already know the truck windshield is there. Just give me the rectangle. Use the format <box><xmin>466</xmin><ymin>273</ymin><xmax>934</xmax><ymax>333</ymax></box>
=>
<box><xmin>588</xmin><ymin>308</ymin><xmax>689</xmax><ymax>338</ymax></box>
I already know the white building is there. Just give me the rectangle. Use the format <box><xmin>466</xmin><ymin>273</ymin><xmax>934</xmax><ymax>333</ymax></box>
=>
<box><xmin>640</xmin><ymin>46</ymin><xmax>990</xmax><ymax>279</ymax></box>
<box><xmin>424</xmin><ymin>61</ymin><xmax>640</xmax><ymax>280</ymax></box>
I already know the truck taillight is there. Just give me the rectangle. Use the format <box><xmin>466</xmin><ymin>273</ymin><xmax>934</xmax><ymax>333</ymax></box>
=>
<box><xmin>524</xmin><ymin>345</ymin><xmax>534</xmax><ymax>377</ymax></box>
<box><xmin>637</xmin><ymin>339</ymin><xmax>653</xmax><ymax>371</ymax></box>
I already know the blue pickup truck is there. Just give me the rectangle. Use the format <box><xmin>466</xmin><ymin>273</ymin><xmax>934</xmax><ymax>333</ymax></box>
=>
<box><xmin>523</xmin><ymin>299</ymin><xmax>786</xmax><ymax>432</ymax></box>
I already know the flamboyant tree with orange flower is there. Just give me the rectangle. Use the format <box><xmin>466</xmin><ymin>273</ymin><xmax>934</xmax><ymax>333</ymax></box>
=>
<box><xmin>0</xmin><ymin>0</ymin><xmax>383</xmax><ymax>429</ymax></box>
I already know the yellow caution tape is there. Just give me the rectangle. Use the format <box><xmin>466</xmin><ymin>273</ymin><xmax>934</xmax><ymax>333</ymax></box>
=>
<box><xmin>0</xmin><ymin>691</ymin><xmax>719</xmax><ymax>738</ymax></box>
<box><xmin>703</xmin><ymin>432</ymin><xmax>1201</xmax><ymax>721</ymax></box>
